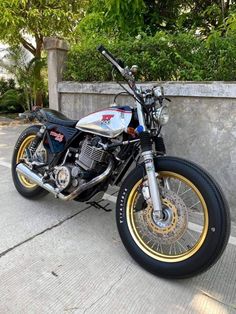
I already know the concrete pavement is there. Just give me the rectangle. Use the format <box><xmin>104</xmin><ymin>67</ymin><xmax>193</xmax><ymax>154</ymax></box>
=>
<box><xmin>0</xmin><ymin>124</ymin><xmax>235</xmax><ymax>314</ymax></box>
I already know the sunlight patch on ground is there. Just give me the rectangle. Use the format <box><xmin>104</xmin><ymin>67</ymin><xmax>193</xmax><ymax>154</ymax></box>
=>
<box><xmin>192</xmin><ymin>294</ymin><xmax>224</xmax><ymax>313</ymax></box>
<box><xmin>191</xmin><ymin>292</ymin><xmax>234</xmax><ymax>314</ymax></box>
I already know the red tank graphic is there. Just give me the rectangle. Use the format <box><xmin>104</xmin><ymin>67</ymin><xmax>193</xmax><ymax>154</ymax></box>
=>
<box><xmin>101</xmin><ymin>114</ymin><xmax>114</xmax><ymax>122</ymax></box>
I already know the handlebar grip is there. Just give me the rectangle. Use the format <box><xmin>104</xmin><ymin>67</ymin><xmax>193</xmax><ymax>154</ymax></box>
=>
<box><xmin>97</xmin><ymin>44</ymin><xmax>124</xmax><ymax>74</ymax></box>
<box><xmin>97</xmin><ymin>45</ymin><xmax>116</xmax><ymax>62</ymax></box>
<box><xmin>97</xmin><ymin>44</ymin><xmax>105</xmax><ymax>53</ymax></box>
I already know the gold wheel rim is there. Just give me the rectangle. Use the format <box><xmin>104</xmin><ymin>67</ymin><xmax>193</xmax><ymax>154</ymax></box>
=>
<box><xmin>16</xmin><ymin>135</ymin><xmax>37</xmax><ymax>189</ymax></box>
<box><xmin>127</xmin><ymin>171</ymin><xmax>209</xmax><ymax>263</ymax></box>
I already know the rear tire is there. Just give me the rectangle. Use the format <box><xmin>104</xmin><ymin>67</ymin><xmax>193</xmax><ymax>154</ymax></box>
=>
<box><xmin>116</xmin><ymin>156</ymin><xmax>230</xmax><ymax>278</ymax></box>
<box><xmin>12</xmin><ymin>125</ymin><xmax>48</xmax><ymax>199</ymax></box>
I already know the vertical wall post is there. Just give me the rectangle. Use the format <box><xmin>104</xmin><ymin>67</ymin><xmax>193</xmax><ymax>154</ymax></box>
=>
<box><xmin>43</xmin><ymin>37</ymin><xmax>69</xmax><ymax>111</ymax></box>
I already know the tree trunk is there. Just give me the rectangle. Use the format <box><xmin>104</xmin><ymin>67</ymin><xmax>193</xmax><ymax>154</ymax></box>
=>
<box><xmin>35</xmin><ymin>37</ymin><xmax>44</xmax><ymax>107</ymax></box>
<box><xmin>225</xmin><ymin>0</ymin><xmax>230</xmax><ymax>16</ymax></box>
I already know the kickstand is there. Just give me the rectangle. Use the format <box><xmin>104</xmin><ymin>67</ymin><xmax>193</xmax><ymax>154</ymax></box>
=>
<box><xmin>87</xmin><ymin>201</ymin><xmax>112</xmax><ymax>212</ymax></box>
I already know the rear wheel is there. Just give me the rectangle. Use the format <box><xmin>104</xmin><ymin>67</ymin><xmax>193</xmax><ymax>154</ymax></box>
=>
<box><xmin>12</xmin><ymin>125</ymin><xmax>48</xmax><ymax>199</ymax></box>
<box><xmin>116</xmin><ymin>156</ymin><xmax>230</xmax><ymax>278</ymax></box>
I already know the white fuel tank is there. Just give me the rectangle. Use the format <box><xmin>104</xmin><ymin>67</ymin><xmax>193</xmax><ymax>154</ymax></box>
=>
<box><xmin>76</xmin><ymin>106</ymin><xmax>132</xmax><ymax>138</ymax></box>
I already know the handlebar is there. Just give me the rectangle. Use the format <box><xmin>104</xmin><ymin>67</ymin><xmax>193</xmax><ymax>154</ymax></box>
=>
<box><xmin>97</xmin><ymin>44</ymin><xmax>142</xmax><ymax>102</ymax></box>
<box><xmin>97</xmin><ymin>45</ymin><xmax>125</xmax><ymax>75</ymax></box>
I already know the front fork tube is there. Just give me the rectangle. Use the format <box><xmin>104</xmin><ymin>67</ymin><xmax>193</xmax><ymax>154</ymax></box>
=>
<box><xmin>142</xmin><ymin>150</ymin><xmax>163</xmax><ymax>219</ymax></box>
<box><xmin>135</xmin><ymin>100</ymin><xmax>163</xmax><ymax>218</ymax></box>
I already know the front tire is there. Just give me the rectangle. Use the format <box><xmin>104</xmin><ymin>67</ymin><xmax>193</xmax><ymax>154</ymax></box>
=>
<box><xmin>12</xmin><ymin>125</ymin><xmax>48</xmax><ymax>199</ymax></box>
<box><xmin>116</xmin><ymin>156</ymin><xmax>230</xmax><ymax>278</ymax></box>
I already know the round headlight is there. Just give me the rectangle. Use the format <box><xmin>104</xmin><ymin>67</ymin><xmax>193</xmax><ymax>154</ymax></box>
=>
<box><xmin>153</xmin><ymin>106</ymin><xmax>169</xmax><ymax>125</ymax></box>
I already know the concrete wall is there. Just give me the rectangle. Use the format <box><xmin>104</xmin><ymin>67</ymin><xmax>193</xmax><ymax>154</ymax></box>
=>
<box><xmin>58</xmin><ymin>81</ymin><xmax>236</xmax><ymax>221</ymax></box>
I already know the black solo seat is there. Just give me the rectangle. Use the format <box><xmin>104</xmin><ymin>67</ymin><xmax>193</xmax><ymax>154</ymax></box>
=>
<box><xmin>40</xmin><ymin>109</ymin><xmax>78</xmax><ymax>127</ymax></box>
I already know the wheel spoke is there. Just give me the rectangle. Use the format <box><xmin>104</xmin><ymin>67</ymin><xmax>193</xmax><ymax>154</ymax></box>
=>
<box><xmin>188</xmin><ymin>221</ymin><xmax>203</xmax><ymax>234</ymax></box>
<box><xmin>189</xmin><ymin>200</ymin><xmax>200</xmax><ymax>209</ymax></box>
<box><xmin>164</xmin><ymin>178</ymin><xmax>171</xmax><ymax>190</ymax></box>
<box><xmin>176</xmin><ymin>240</ymin><xmax>187</xmax><ymax>253</ymax></box>
<box><xmin>177</xmin><ymin>181</ymin><xmax>182</xmax><ymax>194</ymax></box>
<box><xmin>174</xmin><ymin>242</ymin><xmax>177</xmax><ymax>255</ymax></box>
<box><xmin>151</xmin><ymin>242</ymin><xmax>156</xmax><ymax>249</ymax></box>
<box><xmin>159</xmin><ymin>243</ymin><xmax>163</xmax><ymax>253</ymax></box>
<box><xmin>179</xmin><ymin>188</ymin><xmax>191</xmax><ymax>197</ymax></box>
<box><xmin>186</xmin><ymin>229</ymin><xmax>198</xmax><ymax>242</ymax></box>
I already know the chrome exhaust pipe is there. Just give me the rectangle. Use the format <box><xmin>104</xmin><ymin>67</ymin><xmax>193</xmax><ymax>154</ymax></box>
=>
<box><xmin>16</xmin><ymin>160</ymin><xmax>113</xmax><ymax>201</ymax></box>
<box><xmin>16</xmin><ymin>163</ymin><xmax>59</xmax><ymax>196</ymax></box>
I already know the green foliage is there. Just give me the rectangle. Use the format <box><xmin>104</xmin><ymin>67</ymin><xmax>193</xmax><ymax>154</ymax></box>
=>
<box><xmin>75</xmin><ymin>0</ymin><xmax>145</xmax><ymax>39</ymax></box>
<box><xmin>70</xmin><ymin>0</ymin><xmax>236</xmax><ymax>83</ymax></box>
<box><xmin>0</xmin><ymin>46</ymin><xmax>47</xmax><ymax>110</ymax></box>
<box><xmin>76</xmin><ymin>0</ymin><xmax>236</xmax><ymax>38</ymax></box>
<box><xmin>0</xmin><ymin>0</ymin><xmax>235</xmax><ymax>86</ymax></box>
<box><xmin>0</xmin><ymin>0</ymin><xmax>90</xmax><ymax>107</ymax></box>
<box><xmin>104</xmin><ymin>0</ymin><xmax>145</xmax><ymax>33</ymax></box>
<box><xmin>143</xmin><ymin>0</ymin><xmax>184</xmax><ymax>34</ymax></box>
<box><xmin>225</xmin><ymin>10</ymin><xmax>236</xmax><ymax>33</ymax></box>
<box><xmin>65</xmin><ymin>32</ymin><xmax>236</xmax><ymax>82</ymax></box>
<box><xmin>0</xmin><ymin>0</ymin><xmax>89</xmax><ymax>47</ymax></box>
<box><xmin>205</xmin><ymin>31</ymin><xmax>236</xmax><ymax>80</ymax></box>
<box><xmin>0</xmin><ymin>89</ymin><xmax>25</xmax><ymax>113</ymax></box>
<box><xmin>0</xmin><ymin>78</ymin><xmax>25</xmax><ymax>113</ymax></box>
<box><xmin>0</xmin><ymin>78</ymin><xmax>16</xmax><ymax>96</ymax></box>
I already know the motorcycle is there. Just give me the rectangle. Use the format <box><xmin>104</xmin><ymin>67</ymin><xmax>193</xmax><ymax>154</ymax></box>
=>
<box><xmin>12</xmin><ymin>45</ymin><xmax>230</xmax><ymax>278</ymax></box>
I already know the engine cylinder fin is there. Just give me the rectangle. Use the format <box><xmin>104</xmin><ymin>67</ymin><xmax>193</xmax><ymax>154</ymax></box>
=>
<box><xmin>77</xmin><ymin>139</ymin><xmax>108</xmax><ymax>170</ymax></box>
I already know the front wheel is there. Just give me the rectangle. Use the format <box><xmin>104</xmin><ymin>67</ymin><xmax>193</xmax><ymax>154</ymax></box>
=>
<box><xmin>116</xmin><ymin>156</ymin><xmax>230</xmax><ymax>278</ymax></box>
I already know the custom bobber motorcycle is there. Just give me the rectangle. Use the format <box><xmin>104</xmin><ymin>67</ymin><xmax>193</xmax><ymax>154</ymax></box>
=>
<box><xmin>12</xmin><ymin>45</ymin><xmax>230</xmax><ymax>278</ymax></box>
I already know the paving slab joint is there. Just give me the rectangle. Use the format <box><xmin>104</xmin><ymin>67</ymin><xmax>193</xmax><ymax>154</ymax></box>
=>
<box><xmin>82</xmin><ymin>263</ymin><xmax>131</xmax><ymax>314</ymax></box>
<box><xmin>0</xmin><ymin>205</ymin><xmax>91</xmax><ymax>259</ymax></box>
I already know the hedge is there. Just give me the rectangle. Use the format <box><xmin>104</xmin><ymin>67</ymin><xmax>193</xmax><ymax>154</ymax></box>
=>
<box><xmin>65</xmin><ymin>32</ymin><xmax>236</xmax><ymax>82</ymax></box>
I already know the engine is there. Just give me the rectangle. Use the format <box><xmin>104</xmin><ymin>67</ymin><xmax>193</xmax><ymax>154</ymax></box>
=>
<box><xmin>53</xmin><ymin>135</ymin><xmax>109</xmax><ymax>192</ymax></box>
<box><xmin>77</xmin><ymin>137</ymin><xmax>108</xmax><ymax>170</ymax></box>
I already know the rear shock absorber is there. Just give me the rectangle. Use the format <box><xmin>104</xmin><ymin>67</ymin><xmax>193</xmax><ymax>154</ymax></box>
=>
<box><xmin>27</xmin><ymin>125</ymin><xmax>46</xmax><ymax>161</ymax></box>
